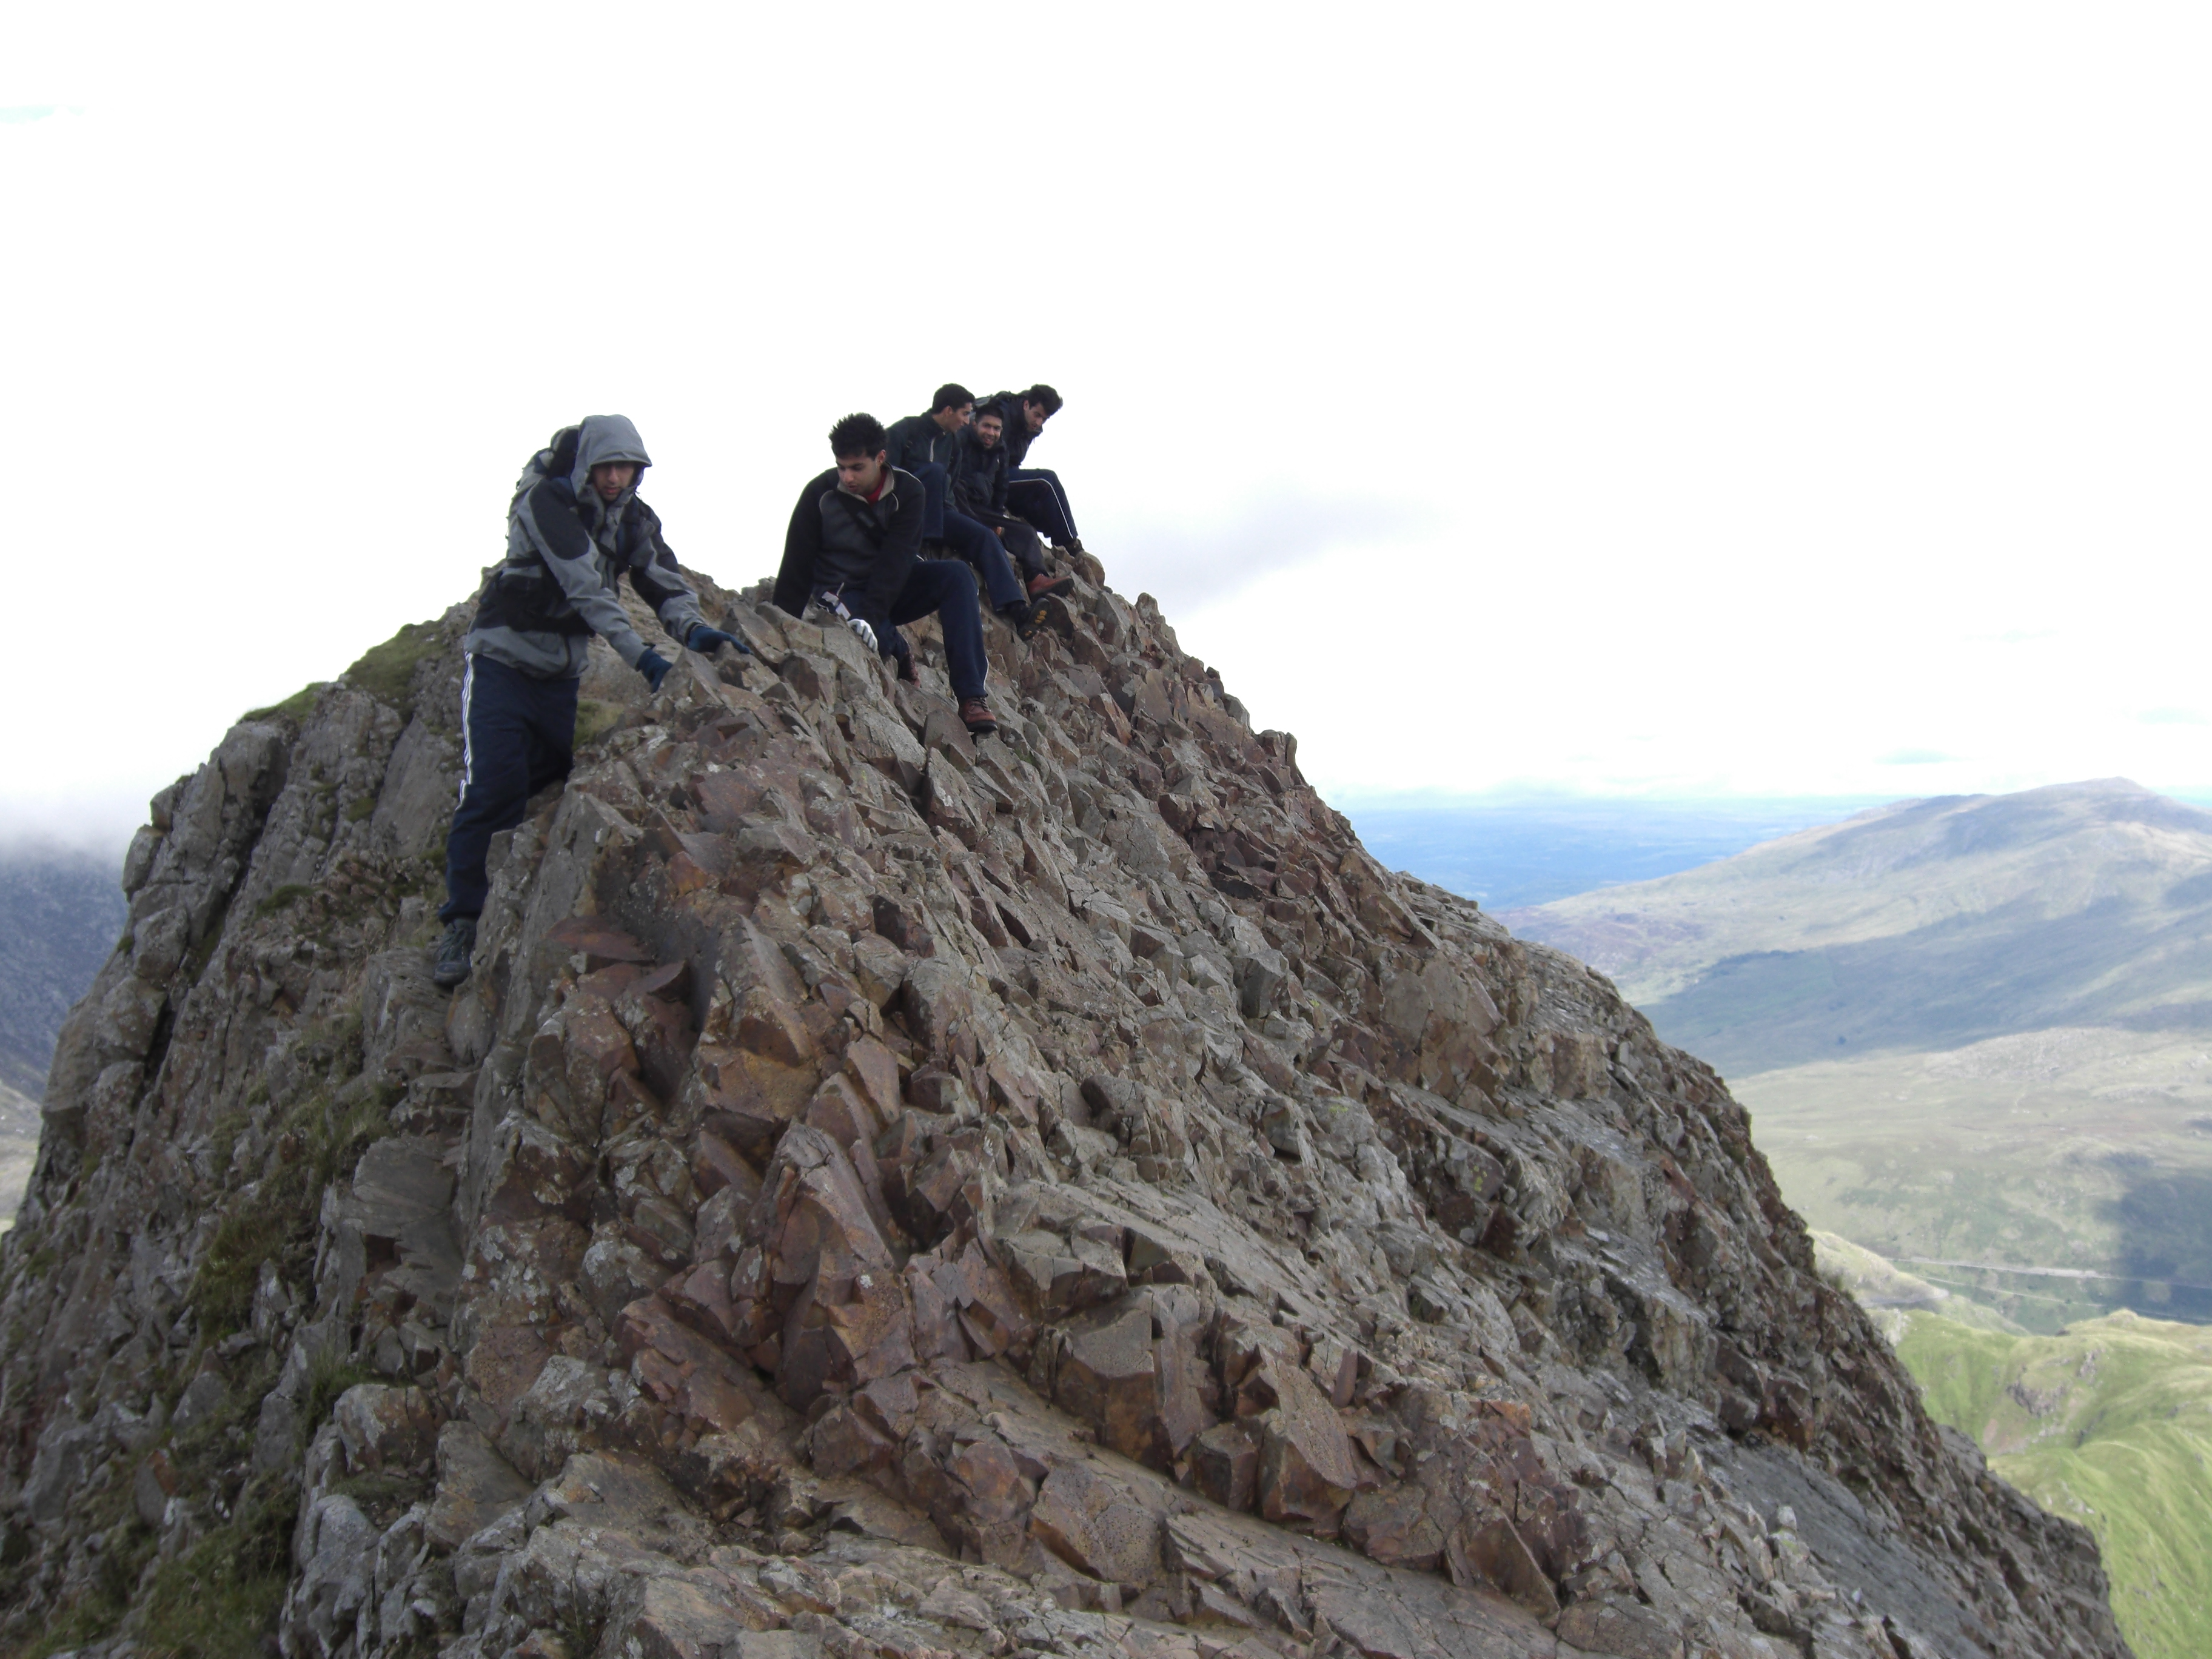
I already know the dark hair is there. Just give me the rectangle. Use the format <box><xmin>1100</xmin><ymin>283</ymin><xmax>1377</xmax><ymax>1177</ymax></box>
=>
<box><xmin>930</xmin><ymin>383</ymin><xmax>974</xmax><ymax>414</ymax></box>
<box><xmin>1019</xmin><ymin>384</ymin><xmax>1063</xmax><ymax>415</ymax></box>
<box><xmin>828</xmin><ymin>413</ymin><xmax>887</xmax><ymax>458</ymax></box>
<box><xmin>974</xmin><ymin>403</ymin><xmax>1007</xmax><ymax>426</ymax></box>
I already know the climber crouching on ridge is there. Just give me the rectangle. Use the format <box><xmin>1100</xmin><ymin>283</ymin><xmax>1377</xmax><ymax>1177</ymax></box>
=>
<box><xmin>776</xmin><ymin>413</ymin><xmax>1001</xmax><ymax>740</ymax></box>
<box><xmin>432</xmin><ymin>414</ymin><xmax>743</xmax><ymax>988</ymax></box>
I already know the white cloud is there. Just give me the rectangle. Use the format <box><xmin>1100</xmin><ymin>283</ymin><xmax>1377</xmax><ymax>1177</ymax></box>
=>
<box><xmin>5</xmin><ymin>5</ymin><xmax>2212</xmax><ymax>840</ymax></box>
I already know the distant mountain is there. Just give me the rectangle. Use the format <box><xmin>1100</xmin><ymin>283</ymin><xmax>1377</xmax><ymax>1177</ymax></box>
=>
<box><xmin>0</xmin><ymin>1081</ymin><xmax>33</xmax><ymax>1235</ymax></box>
<box><xmin>1503</xmin><ymin>779</ymin><xmax>2212</xmax><ymax>1075</ymax></box>
<box><xmin>1338</xmin><ymin>793</ymin><xmax>1888</xmax><ymax>910</ymax></box>
<box><xmin>0</xmin><ymin>843</ymin><xmax>127</xmax><ymax>1098</ymax></box>
<box><xmin>1504</xmin><ymin>780</ymin><xmax>2212</xmax><ymax>1327</ymax></box>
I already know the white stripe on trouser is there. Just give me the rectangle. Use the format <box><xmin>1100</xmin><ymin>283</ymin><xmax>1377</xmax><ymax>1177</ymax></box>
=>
<box><xmin>455</xmin><ymin>654</ymin><xmax>477</xmax><ymax>805</ymax></box>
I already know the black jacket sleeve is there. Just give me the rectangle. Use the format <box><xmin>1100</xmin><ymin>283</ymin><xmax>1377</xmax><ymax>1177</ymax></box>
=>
<box><xmin>883</xmin><ymin>415</ymin><xmax>926</xmax><ymax>475</ymax></box>
<box><xmin>773</xmin><ymin>472</ymin><xmax>833</xmax><ymax>617</ymax></box>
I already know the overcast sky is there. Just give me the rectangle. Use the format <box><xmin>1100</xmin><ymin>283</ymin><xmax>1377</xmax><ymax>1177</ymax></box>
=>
<box><xmin>6</xmin><ymin>5</ymin><xmax>2209</xmax><ymax>850</ymax></box>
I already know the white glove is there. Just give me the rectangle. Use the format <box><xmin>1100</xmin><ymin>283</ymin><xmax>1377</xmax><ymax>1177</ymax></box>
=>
<box><xmin>848</xmin><ymin>615</ymin><xmax>878</xmax><ymax>655</ymax></box>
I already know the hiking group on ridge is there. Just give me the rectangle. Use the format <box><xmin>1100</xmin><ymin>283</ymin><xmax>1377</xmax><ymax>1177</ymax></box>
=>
<box><xmin>432</xmin><ymin>386</ymin><xmax>1084</xmax><ymax>987</ymax></box>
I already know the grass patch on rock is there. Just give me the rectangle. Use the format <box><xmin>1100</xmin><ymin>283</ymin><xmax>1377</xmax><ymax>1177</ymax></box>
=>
<box><xmin>345</xmin><ymin>620</ymin><xmax>442</xmax><ymax>722</ymax></box>
<box><xmin>132</xmin><ymin>1477</ymin><xmax>298</xmax><ymax>1659</ymax></box>
<box><xmin>575</xmin><ymin>697</ymin><xmax>623</xmax><ymax>748</ymax></box>
<box><xmin>242</xmin><ymin>682</ymin><xmax>327</xmax><ymax>725</ymax></box>
<box><xmin>255</xmin><ymin>883</ymin><xmax>316</xmax><ymax>918</ymax></box>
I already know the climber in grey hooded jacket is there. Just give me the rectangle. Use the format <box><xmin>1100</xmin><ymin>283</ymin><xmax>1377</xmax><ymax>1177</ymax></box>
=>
<box><xmin>464</xmin><ymin>414</ymin><xmax>709</xmax><ymax>677</ymax></box>
<box><xmin>435</xmin><ymin>416</ymin><xmax>742</xmax><ymax>988</ymax></box>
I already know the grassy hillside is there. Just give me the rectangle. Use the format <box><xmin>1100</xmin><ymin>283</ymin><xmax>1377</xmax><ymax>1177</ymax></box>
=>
<box><xmin>1893</xmin><ymin>1308</ymin><xmax>2212</xmax><ymax>1659</ymax></box>
<box><xmin>1809</xmin><ymin>1228</ymin><xmax>2024</xmax><ymax>1333</ymax></box>
<box><xmin>1741</xmin><ymin>1027</ymin><xmax>2212</xmax><ymax>1329</ymax></box>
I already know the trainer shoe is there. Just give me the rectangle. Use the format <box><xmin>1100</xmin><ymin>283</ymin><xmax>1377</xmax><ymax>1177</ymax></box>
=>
<box><xmin>432</xmin><ymin>917</ymin><xmax>477</xmax><ymax>988</ymax></box>
<box><xmin>1027</xmin><ymin>572</ymin><xmax>1075</xmax><ymax>600</ymax></box>
<box><xmin>959</xmin><ymin>698</ymin><xmax>998</xmax><ymax>737</ymax></box>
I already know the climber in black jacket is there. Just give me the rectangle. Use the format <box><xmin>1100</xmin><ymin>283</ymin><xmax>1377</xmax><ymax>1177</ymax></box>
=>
<box><xmin>775</xmin><ymin>412</ymin><xmax>1000</xmax><ymax>739</ymax></box>
<box><xmin>435</xmin><ymin>415</ymin><xmax>743</xmax><ymax>989</ymax></box>
<box><xmin>990</xmin><ymin>384</ymin><xmax>1082</xmax><ymax>555</ymax></box>
<box><xmin>951</xmin><ymin>406</ymin><xmax>1071</xmax><ymax>601</ymax></box>
<box><xmin>884</xmin><ymin>386</ymin><xmax>1041</xmax><ymax>632</ymax></box>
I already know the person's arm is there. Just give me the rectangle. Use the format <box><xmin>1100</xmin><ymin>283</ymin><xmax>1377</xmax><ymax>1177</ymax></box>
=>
<box><xmin>950</xmin><ymin>448</ymin><xmax>988</xmax><ymax>517</ymax></box>
<box><xmin>988</xmin><ymin>454</ymin><xmax>1010</xmax><ymax>515</ymax></box>
<box><xmin>772</xmin><ymin>475</ymin><xmax>828</xmax><ymax>617</ymax></box>
<box><xmin>860</xmin><ymin>475</ymin><xmax>925</xmax><ymax>635</ymax></box>
<box><xmin>512</xmin><ymin>478</ymin><xmax>652</xmax><ymax>666</ymax></box>
<box><xmin>624</xmin><ymin>503</ymin><xmax>708</xmax><ymax>643</ymax></box>
<box><xmin>883</xmin><ymin>417</ymin><xmax>920</xmax><ymax>474</ymax></box>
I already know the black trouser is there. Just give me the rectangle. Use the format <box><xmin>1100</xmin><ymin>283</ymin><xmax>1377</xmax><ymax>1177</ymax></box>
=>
<box><xmin>441</xmin><ymin>654</ymin><xmax>577</xmax><ymax>920</ymax></box>
<box><xmin>1007</xmin><ymin>468</ymin><xmax>1077</xmax><ymax>544</ymax></box>
<box><xmin>816</xmin><ymin>563</ymin><xmax>990</xmax><ymax>702</ymax></box>
<box><xmin>977</xmin><ymin>512</ymin><xmax>1049</xmax><ymax>582</ymax></box>
<box><xmin>912</xmin><ymin>463</ymin><xmax>1026</xmax><ymax>611</ymax></box>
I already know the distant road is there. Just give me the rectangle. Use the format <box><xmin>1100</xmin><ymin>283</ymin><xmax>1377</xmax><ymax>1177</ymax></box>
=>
<box><xmin>1895</xmin><ymin>1255</ymin><xmax>2212</xmax><ymax>1295</ymax></box>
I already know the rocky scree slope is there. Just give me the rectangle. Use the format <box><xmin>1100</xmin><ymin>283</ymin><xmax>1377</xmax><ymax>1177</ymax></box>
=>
<box><xmin>0</xmin><ymin>560</ymin><xmax>2130</xmax><ymax>1659</ymax></box>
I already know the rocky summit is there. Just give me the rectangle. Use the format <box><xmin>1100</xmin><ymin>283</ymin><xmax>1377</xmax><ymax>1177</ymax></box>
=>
<box><xmin>0</xmin><ymin>556</ymin><xmax>2130</xmax><ymax>1659</ymax></box>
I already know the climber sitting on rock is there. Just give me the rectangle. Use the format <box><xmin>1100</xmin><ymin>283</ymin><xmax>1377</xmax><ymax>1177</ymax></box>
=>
<box><xmin>885</xmin><ymin>385</ymin><xmax>1044</xmax><ymax>638</ymax></box>
<box><xmin>951</xmin><ymin>404</ymin><xmax>1073</xmax><ymax>602</ymax></box>
<box><xmin>432</xmin><ymin>414</ymin><xmax>742</xmax><ymax>988</ymax></box>
<box><xmin>775</xmin><ymin>413</ymin><xmax>1000</xmax><ymax>740</ymax></box>
<box><xmin>990</xmin><ymin>383</ymin><xmax>1084</xmax><ymax>558</ymax></box>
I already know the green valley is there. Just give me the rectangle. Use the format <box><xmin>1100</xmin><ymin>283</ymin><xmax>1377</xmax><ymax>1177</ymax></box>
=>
<box><xmin>1880</xmin><ymin>1304</ymin><xmax>2212</xmax><ymax>1659</ymax></box>
<box><xmin>1506</xmin><ymin>779</ymin><xmax>2212</xmax><ymax>1327</ymax></box>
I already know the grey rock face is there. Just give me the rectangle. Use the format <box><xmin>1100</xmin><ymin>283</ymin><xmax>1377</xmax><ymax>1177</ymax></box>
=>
<box><xmin>0</xmin><ymin>566</ymin><xmax>2133</xmax><ymax>1659</ymax></box>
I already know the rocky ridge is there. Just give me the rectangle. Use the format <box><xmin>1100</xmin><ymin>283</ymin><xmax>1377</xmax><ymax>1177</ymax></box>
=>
<box><xmin>0</xmin><ymin>556</ymin><xmax>2130</xmax><ymax>1658</ymax></box>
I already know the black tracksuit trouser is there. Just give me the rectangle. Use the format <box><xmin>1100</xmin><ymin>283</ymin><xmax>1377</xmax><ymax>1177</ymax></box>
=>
<box><xmin>441</xmin><ymin>654</ymin><xmax>577</xmax><ymax>921</ymax></box>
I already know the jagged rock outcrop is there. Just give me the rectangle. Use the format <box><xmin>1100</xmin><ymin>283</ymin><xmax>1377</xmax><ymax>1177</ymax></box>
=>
<box><xmin>0</xmin><ymin>558</ymin><xmax>2131</xmax><ymax>1659</ymax></box>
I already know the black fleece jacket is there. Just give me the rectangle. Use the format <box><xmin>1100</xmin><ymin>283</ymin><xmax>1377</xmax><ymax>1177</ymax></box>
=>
<box><xmin>884</xmin><ymin>412</ymin><xmax>964</xmax><ymax>475</ymax></box>
<box><xmin>950</xmin><ymin>426</ymin><xmax>1012</xmax><ymax>521</ymax></box>
<box><xmin>773</xmin><ymin>467</ymin><xmax>925</xmax><ymax>640</ymax></box>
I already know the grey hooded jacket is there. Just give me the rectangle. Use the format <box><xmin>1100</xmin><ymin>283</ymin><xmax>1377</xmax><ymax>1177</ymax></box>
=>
<box><xmin>463</xmin><ymin>415</ymin><xmax>705</xmax><ymax>679</ymax></box>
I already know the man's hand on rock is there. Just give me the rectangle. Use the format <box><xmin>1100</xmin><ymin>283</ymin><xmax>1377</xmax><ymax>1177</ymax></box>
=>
<box><xmin>637</xmin><ymin>649</ymin><xmax>672</xmax><ymax>692</ymax></box>
<box><xmin>685</xmin><ymin>625</ymin><xmax>747</xmax><ymax>657</ymax></box>
<box><xmin>848</xmin><ymin>615</ymin><xmax>879</xmax><ymax>654</ymax></box>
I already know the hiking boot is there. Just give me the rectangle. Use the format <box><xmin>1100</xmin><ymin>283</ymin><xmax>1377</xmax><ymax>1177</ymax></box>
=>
<box><xmin>1058</xmin><ymin>537</ymin><xmax>1085</xmax><ymax>558</ymax></box>
<box><xmin>1027</xmin><ymin>572</ymin><xmax>1075</xmax><ymax>600</ymax></box>
<box><xmin>959</xmin><ymin>698</ymin><xmax>998</xmax><ymax>738</ymax></box>
<box><xmin>1004</xmin><ymin>599</ymin><xmax>1049</xmax><ymax>640</ymax></box>
<box><xmin>895</xmin><ymin>652</ymin><xmax>919</xmax><ymax>685</ymax></box>
<box><xmin>432</xmin><ymin>917</ymin><xmax>477</xmax><ymax>988</ymax></box>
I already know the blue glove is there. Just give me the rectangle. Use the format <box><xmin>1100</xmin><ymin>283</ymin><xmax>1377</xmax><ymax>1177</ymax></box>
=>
<box><xmin>686</xmin><ymin>625</ymin><xmax>747</xmax><ymax>655</ymax></box>
<box><xmin>637</xmin><ymin>650</ymin><xmax>672</xmax><ymax>692</ymax></box>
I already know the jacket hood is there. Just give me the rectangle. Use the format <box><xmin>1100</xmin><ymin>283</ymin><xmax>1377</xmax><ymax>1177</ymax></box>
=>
<box><xmin>568</xmin><ymin>414</ymin><xmax>652</xmax><ymax>497</ymax></box>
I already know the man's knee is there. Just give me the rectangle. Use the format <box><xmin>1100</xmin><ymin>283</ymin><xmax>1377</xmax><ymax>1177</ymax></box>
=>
<box><xmin>936</xmin><ymin>560</ymin><xmax>978</xmax><ymax>602</ymax></box>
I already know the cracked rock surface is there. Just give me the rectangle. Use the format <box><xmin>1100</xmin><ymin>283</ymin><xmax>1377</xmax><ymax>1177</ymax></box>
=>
<box><xmin>0</xmin><ymin>558</ymin><xmax>2131</xmax><ymax>1658</ymax></box>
